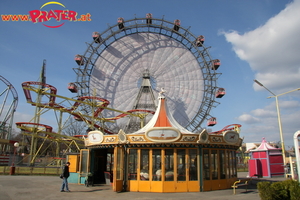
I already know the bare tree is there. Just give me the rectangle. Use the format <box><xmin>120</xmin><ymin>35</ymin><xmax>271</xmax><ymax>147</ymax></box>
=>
<box><xmin>62</xmin><ymin>118</ymin><xmax>88</xmax><ymax>136</ymax></box>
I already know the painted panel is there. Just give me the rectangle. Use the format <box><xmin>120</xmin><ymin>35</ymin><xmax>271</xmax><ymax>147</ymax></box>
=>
<box><xmin>187</xmin><ymin>181</ymin><xmax>200</xmax><ymax>192</ymax></box>
<box><xmin>218</xmin><ymin>179</ymin><xmax>228</xmax><ymax>189</ymax></box>
<box><xmin>270</xmin><ymin>164</ymin><xmax>284</xmax><ymax>174</ymax></box>
<box><xmin>248</xmin><ymin>159</ymin><xmax>257</xmax><ymax>177</ymax></box>
<box><xmin>128</xmin><ymin>180</ymin><xmax>138</xmax><ymax>192</ymax></box>
<box><xmin>260</xmin><ymin>152</ymin><xmax>267</xmax><ymax>158</ymax></box>
<box><xmin>68</xmin><ymin>154</ymin><xmax>79</xmax><ymax>173</ymax></box>
<box><xmin>203</xmin><ymin>180</ymin><xmax>212</xmax><ymax>191</ymax></box>
<box><xmin>261</xmin><ymin>159</ymin><xmax>269</xmax><ymax>177</ymax></box>
<box><xmin>176</xmin><ymin>181</ymin><xmax>188</xmax><ymax>192</ymax></box>
<box><xmin>211</xmin><ymin>180</ymin><xmax>220</xmax><ymax>190</ymax></box>
<box><xmin>150</xmin><ymin>181</ymin><xmax>163</xmax><ymax>192</ymax></box>
<box><xmin>145</xmin><ymin>128</ymin><xmax>181</xmax><ymax>142</ymax></box>
<box><xmin>269</xmin><ymin>155</ymin><xmax>283</xmax><ymax>164</ymax></box>
<box><xmin>138</xmin><ymin>181</ymin><xmax>151</xmax><ymax>192</ymax></box>
<box><xmin>163</xmin><ymin>181</ymin><xmax>176</xmax><ymax>192</ymax></box>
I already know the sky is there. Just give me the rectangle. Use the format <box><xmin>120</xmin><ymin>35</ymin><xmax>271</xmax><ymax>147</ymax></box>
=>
<box><xmin>1</xmin><ymin>0</ymin><xmax>300</xmax><ymax>149</ymax></box>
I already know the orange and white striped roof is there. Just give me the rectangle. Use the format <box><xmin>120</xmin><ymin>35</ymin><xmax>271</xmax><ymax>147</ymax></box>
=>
<box><xmin>132</xmin><ymin>90</ymin><xmax>194</xmax><ymax>134</ymax></box>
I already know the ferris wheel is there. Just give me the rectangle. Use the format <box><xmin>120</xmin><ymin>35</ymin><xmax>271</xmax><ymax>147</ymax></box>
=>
<box><xmin>71</xmin><ymin>14</ymin><xmax>224</xmax><ymax>133</ymax></box>
<box><xmin>0</xmin><ymin>75</ymin><xmax>18</xmax><ymax>142</ymax></box>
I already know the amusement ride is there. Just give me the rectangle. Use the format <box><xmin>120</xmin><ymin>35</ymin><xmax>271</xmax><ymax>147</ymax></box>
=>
<box><xmin>5</xmin><ymin>14</ymin><xmax>242</xmax><ymax>166</ymax></box>
<box><xmin>0</xmin><ymin>75</ymin><xmax>18</xmax><ymax>153</ymax></box>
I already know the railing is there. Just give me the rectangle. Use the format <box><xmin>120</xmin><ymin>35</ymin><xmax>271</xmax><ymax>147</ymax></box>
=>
<box><xmin>0</xmin><ymin>166</ymin><xmax>61</xmax><ymax>175</ymax></box>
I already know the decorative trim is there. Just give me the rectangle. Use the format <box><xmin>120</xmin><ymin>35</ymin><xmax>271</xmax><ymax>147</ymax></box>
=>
<box><xmin>145</xmin><ymin>127</ymin><xmax>181</xmax><ymax>143</ymax></box>
<box><xmin>129</xmin><ymin>135</ymin><xmax>146</xmax><ymax>142</ymax></box>
<box><xmin>87</xmin><ymin>131</ymin><xmax>104</xmax><ymax>144</ymax></box>
<box><xmin>104</xmin><ymin>136</ymin><xmax>116</xmax><ymax>143</ymax></box>
<box><xmin>180</xmin><ymin>135</ymin><xmax>198</xmax><ymax>142</ymax></box>
<box><xmin>118</xmin><ymin>129</ymin><xmax>128</xmax><ymax>144</ymax></box>
<box><xmin>197</xmin><ymin>129</ymin><xmax>209</xmax><ymax>143</ymax></box>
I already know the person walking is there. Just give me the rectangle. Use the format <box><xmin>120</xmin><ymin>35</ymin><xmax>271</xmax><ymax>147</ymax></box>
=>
<box><xmin>60</xmin><ymin>162</ymin><xmax>70</xmax><ymax>192</ymax></box>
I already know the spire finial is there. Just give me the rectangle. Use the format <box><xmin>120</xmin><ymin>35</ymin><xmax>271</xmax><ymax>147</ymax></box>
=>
<box><xmin>158</xmin><ymin>87</ymin><xmax>166</xmax><ymax>99</ymax></box>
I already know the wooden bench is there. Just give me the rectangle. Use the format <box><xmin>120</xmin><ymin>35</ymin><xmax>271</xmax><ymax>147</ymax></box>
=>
<box><xmin>231</xmin><ymin>178</ymin><xmax>251</xmax><ymax>195</ymax></box>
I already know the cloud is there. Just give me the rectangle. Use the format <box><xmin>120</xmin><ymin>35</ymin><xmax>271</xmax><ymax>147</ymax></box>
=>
<box><xmin>237</xmin><ymin>114</ymin><xmax>260</xmax><ymax>124</ymax></box>
<box><xmin>251</xmin><ymin>108</ymin><xmax>276</xmax><ymax>118</ymax></box>
<box><xmin>222</xmin><ymin>0</ymin><xmax>300</xmax><ymax>92</ymax></box>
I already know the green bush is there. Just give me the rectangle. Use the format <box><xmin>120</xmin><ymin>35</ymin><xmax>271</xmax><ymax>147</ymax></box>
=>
<box><xmin>258</xmin><ymin>180</ymin><xmax>300</xmax><ymax>200</ymax></box>
<box><xmin>258</xmin><ymin>181</ymin><xmax>274</xmax><ymax>200</ymax></box>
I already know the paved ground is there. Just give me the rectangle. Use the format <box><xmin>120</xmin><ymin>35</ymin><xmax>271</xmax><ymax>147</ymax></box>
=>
<box><xmin>0</xmin><ymin>172</ymin><xmax>287</xmax><ymax>200</ymax></box>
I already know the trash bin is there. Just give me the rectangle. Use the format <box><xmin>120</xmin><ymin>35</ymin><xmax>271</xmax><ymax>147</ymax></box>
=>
<box><xmin>104</xmin><ymin>172</ymin><xmax>111</xmax><ymax>185</ymax></box>
<box><xmin>9</xmin><ymin>166</ymin><xmax>15</xmax><ymax>175</ymax></box>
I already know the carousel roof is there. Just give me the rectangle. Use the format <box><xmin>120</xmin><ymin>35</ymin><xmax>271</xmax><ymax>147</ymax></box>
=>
<box><xmin>250</xmin><ymin>137</ymin><xmax>279</xmax><ymax>151</ymax></box>
<box><xmin>132</xmin><ymin>89</ymin><xmax>194</xmax><ymax>135</ymax></box>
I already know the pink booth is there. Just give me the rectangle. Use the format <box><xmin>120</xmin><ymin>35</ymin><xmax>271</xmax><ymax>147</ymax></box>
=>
<box><xmin>248</xmin><ymin>138</ymin><xmax>284</xmax><ymax>178</ymax></box>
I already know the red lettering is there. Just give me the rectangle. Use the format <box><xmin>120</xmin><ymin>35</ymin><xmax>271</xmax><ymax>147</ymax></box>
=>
<box><xmin>54</xmin><ymin>10</ymin><xmax>63</xmax><ymax>21</ymax></box>
<box><xmin>29</xmin><ymin>10</ymin><xmax>41</xmax><ymax>23</ymax></box>
<box><xmin>10</xmin><ymin>15</ymin><xmax>19</xmax><ymax>21</ymax></box>
<box><xmin>38</xmin><ymin>11</ymin><xmax>48</xmax><ymax>22</ymax></box>
<box><xmin>19</xmin><ymin>15</ymin><xmax>29</xmax><ymax>21</ymax></box>
<box><xmin>61</xmin><ymin>10</ymin><xmax>69</xmax><ymax>20</ymax></box>
<box><xmin>68</xmin><ymin>11</ymin><xmax>77</xmax><ymax>21</ymax></box>
<box><xmin>1</xmin><ymin>15</ymin><xmax>11</xmax><ymax>21</ymax></box>
<box><xmin>47</xmin><ymin>10</ymin><xmax>57</xmax><ymax>21</ymax></box>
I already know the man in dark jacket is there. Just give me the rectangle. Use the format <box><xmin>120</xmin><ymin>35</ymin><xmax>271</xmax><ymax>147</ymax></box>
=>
<box><xmin>60</xmin><ymin>162</ymin><xmax>70</xmax><ymax>192</ymax></box>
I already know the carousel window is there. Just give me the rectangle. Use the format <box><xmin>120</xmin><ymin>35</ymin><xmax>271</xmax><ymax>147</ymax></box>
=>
<box><xmin>80</xmin><ymin>150</ymin><xmax>89</xmax><ymax>173</ymax></box>
<box><xmin>219</xmin><ymin>150</ymin><xmax>226</xmax><ymax>179</ymax></box>
<box><xmin>203</xmin><ymin>149</ymin><xmax>210</xmax><ymax>180</ymax></box>
<box><xmin>128</xmin><ymin>149</ymin><xmax>137</xmax><ymax>180</ymax></box>
<box><xmin>177</xmin><ymin>149</ymin><xmax>186</xmax><ymax>181</ymax></box>
<box><xmin>231</xmin><ymin>151</ymin><xmax>237</xmax><ymax>178</ymax></box>
<box><xmin>116</xmin><ymin>148</ymin><xmax>123</xmax><ymax>180</ymax></box>
<box><xmin>165</xmin><ymin>149</ymin><xmax>174</xmax><ymax>181</ymax></box>
<box><xmin>189</xmin><ymin>149</ymin><xmax>198</xmax><ymax>180</ymax></box>
<box><xmin>140</xmin><ymin>149</ymin><xmax>149</xmax><ymax>180</ymax></box>
<box><xmin>211</xmin><ymin>150</ymin><xmax>218</xmax><ymax>180</ymax></box>
<box><xmin>152</xmin><ymin>149</ymin><xmax>162</xmax><ymax>181</ymax></box>
<box><xmin>227</xmin><ymin>150</ymin><xmax>231</xmax><ymax>178</ymax></box>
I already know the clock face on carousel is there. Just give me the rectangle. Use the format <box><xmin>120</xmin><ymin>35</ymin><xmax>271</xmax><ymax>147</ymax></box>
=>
<box><xmin>88</xmin><ymin>131</ymin><xmax>104</xmax><ymax>143</ymax></box>
<box><xmin>223</xmin><ymin>131</ymin><xmax>239</xmax><ymax>144</ymax></box>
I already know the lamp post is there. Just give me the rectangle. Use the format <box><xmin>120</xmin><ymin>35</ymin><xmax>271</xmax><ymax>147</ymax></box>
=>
<box><xmin>9</xmin><ymin>142</ymin><xmax>19</xmax><ymax>175</ymax></box>
<box><xmin>254</xmin><ymin>79</ymin><xmax>300</xmax><ymax>168</ymax></box>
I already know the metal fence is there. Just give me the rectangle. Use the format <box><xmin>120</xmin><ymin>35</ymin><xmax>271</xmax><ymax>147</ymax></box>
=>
<box><xmin>0</xmin><ymin>166</ymin><xmax>61</xmax><ymax>175</ymax></box>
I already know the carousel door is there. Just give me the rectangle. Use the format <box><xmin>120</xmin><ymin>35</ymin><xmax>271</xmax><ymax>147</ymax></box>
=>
<box><xmin>113</xmin><ymin>147</ymin><xmax>125</xmax><ymax>192</ymax></box>
<box><xmin>79</xmin><ymin>149</ymin><xmax>90</xmax><ymax>185</ymax></box>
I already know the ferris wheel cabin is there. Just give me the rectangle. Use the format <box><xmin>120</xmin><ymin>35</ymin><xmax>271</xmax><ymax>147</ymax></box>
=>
<box><xmin>118</xmin><ymin>17</ymin><xmax>125</xmax><ymax>29</ymax></box>
<box><xmin>207</xmin><ymin>117</ymin><xmax>217</xmax><ymax>126</ymax></box>
<box><xmin>146</xmin><ymin>13</ymin><xmax>152</xmax><ymax>24</ymax></box>
<box><xmin>215</xmin><ymin>88</ymin><xmax>225</xmax><ymax>98</ymax></box>
<box><xmin>92</xmin><ymin>32</ymin><xmax>102</xmax><ymax>43</ymax></box>
<box><xmin>173</xmin><ymin>19</ymin><xmax>180</xmax><ymax>31</ymax></box>
<box><xmin>75</xmin><ymin>54</ymin><xmax>85</xmax><ymax>66</ymax></box>
<box><xmin>196</xmin><ymin>35</ymin><xmax>205</xmax><ymax>46</ymax></box>
<box><xmin>211</xmin><ymin>59</ymin><xmax>221</xmax><ymax>70</ymax></box>
<box><xmin>68</xmin><ymin>83</ymin><xmax>78</xmax><ymax>93</ymax></box>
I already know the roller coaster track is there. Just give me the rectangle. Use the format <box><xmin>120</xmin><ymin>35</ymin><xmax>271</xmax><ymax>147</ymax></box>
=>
<box><xmin>21</xmin><ymin>81</ymin><xmax>155</xmax><ymax>134</ymax></box>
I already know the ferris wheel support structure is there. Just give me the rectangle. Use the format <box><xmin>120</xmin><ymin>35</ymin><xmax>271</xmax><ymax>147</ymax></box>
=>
<box><xmin>73</xmin><ymin>15</ymin><xmax>222</xmax><ymax>133</ymax></box>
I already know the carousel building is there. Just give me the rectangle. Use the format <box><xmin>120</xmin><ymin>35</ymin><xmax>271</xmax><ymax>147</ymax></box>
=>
<box><xmin>68</xmin><ymin>91</ymin><xmax>243</xmax><ymax>193</ymax></box>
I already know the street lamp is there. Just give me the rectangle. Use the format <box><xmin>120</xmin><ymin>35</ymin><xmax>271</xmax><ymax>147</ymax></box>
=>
<box><xmin>254</xmin><ymin>79</ymin><xmax>300</xmax><ymax>168</ymax></box>
<box><xmin>9</xmin><ymin>142</ymin><xmax>19</xmax><ymax>175</ymax></box>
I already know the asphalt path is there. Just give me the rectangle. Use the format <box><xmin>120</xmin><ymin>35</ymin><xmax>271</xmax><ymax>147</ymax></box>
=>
<box><xmin>0</xmin><ymin>172</ymin><xmax>286</xmax><ymax>200</ymax></box>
